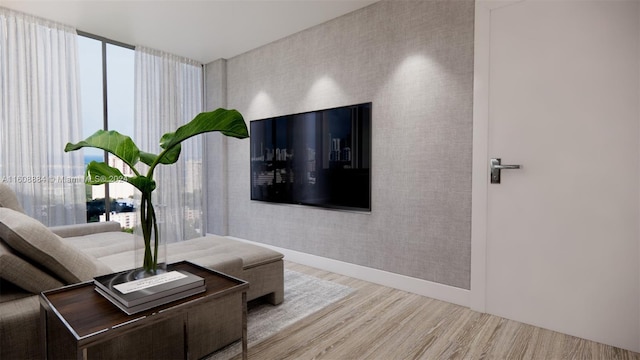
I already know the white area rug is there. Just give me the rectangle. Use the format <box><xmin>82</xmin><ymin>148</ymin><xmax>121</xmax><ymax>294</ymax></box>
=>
<box><xmin>206</xmin><ymin>269</ymin><xmax>354</xmax><ymax>360</ymax></box>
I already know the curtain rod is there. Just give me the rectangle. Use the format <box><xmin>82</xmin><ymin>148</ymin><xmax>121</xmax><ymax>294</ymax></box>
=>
<box><xmin>77</xmin><ymin>30</ymin><xmax>135</xmax><ymax>50</ymax></box>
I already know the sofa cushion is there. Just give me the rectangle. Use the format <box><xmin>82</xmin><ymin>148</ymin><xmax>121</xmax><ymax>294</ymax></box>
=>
<box><xmin>0</xmin><ymin>208</ymin><xmax>112</xmax><ymax>283</ymax></box>
<box><xmin>62</xmin><ymin>231</ymin><xmax>138</xmax><ymax>258</ymax></box>
<box><xmin>95</xmin><ymin>238</ymin><xmax>245</xmax><ymax>277</ymax></box>
<box><xmin>0</xmin><ymin>241</ymin><xmax>63</xmax><ymax>294</ymax></box>
<box><xmin>50</xmin><ymin>221</ymin><xmax>122</xmax><ymax>238</ymax></box>
<box><xmin>0</xmin><ymin>279</ymin><xmax>34</xmax><ymax>303</ymax></box>
<box><xmin>197</xmin><ymin>235</ymin><xmax>284</xmax><ymax>269</ymax></box>
<box><xmin>0</xmin><ymin>184</ymin><xmax>25</xmax><ymax>214</ymax></box>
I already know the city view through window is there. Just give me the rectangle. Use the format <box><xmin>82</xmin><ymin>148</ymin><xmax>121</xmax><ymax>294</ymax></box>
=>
<box><xmin>78</xmin><ymin>35</ymin><xmax>136</xmax><ymax>230</ymax></box>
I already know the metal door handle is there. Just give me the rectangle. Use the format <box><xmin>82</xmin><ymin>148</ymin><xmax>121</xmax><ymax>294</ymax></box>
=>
<box><xmin>493</xmin><ymin>164</ymin><xmax>520</xmax><ymax>170</ymax></box>
<box><xmin>490</xmin><ymin>158</ymin><xmax>521</xmax><ymax>184</ymax></box>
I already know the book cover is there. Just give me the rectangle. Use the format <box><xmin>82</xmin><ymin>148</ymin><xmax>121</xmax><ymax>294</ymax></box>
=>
<box><xmin>94</xmin><ymin>269</ymin><xmax>204</xmax><ymax>307</ymax></box>
<box><xmin>95</xmin><ymin>285</ymin><xmax>206</xmax><ymax>315</ymax></box>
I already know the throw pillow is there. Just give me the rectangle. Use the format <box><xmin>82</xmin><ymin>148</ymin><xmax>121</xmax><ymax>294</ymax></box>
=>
<box><xmin>0</xmin><ymin>208</ymin><xmax>112</xmax><ymax>284</ymax></box>
<box><xmin>0</xmin><ymin>184</ymin><xmax>25</xmax><ymax>213</ymax></box>
<box><xmin>0</xmin><ymin>241</ymin><xmax>64</xmax><ymax>293</ymax></box>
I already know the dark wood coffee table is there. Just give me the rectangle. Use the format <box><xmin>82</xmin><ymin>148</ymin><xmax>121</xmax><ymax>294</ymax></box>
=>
<box><xmin>40</xmin><ymin>261</ymin><xmax>249</xmax><ymax>360</ymax></box>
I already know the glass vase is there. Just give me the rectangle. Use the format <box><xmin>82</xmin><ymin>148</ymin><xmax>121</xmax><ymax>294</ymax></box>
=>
<box><xmin>132</xmin><ymin>202</ymin><xmax>167</xmax><ymax>279</ymax></box>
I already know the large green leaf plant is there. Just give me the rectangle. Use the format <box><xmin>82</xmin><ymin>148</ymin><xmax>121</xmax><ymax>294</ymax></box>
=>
<box><xmin>65</xmin><ymin>108</ymin><xmax>248</xmax><ymax>275</ymax></box>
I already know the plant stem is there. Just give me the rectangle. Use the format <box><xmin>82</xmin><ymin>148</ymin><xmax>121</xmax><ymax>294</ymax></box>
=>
<box><xmin>140</xmin><ymin>192</ymin><xmax>155</xmax><ymax>273</ymax></box>
<box><xmin>150</xmin><ymin>195</ymin><xmax>159</xmax><ymax>270</ymax></box>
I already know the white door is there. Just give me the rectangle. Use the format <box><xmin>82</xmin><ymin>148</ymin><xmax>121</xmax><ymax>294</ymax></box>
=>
<box><xmin>475</xmin><ymin>0</ymin><xmax>639</xmax><ymax>352</ymax></box>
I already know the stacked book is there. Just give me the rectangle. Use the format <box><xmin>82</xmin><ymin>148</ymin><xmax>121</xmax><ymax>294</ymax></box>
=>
<box><xmin>94</xmin><ymin>269</ymin><xmax>206</xmax><ymax>315</ymax></box>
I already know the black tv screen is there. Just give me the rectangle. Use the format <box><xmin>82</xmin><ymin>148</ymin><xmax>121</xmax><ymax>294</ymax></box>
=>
<box><xmin>250</xmin><ymin>103</ymin><xmax>371</xmax><ymax>211</ymax></box>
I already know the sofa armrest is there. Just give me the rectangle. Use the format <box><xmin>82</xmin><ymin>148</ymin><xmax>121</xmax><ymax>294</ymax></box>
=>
<box><xmin>49</xmin><ymin>221</ymin><xmax>122</xmax><ymax>238</ymax></box>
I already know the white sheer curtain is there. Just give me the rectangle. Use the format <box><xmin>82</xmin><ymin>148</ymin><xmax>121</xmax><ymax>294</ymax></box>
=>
<box><xmin>0</xmin><ymin>8</ymin><xmax>86</xmax><ymax>226</ymax></box>
<box><xmin>134</xmin><ymin>47</ymin><xmax>204</xmax><ymax>244</ymax></box>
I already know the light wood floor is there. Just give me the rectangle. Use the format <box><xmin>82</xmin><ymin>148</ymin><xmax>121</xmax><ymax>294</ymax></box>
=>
<box><xmin>239</xmin><ymin>261</ymin><xmax>639</xmax><ymax>360</ymax></box>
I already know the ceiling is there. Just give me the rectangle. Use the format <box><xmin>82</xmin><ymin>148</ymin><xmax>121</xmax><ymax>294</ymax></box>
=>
<box><xmin>1</xmin><ymin>0</ymin><xmax>378</xmax><ymax>63</ymax></box>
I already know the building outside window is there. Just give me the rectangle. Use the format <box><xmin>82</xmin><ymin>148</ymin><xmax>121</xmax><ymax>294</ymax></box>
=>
<box><xmin>78</xmin><ymin>34</ymin><xmax>135</xmax><ymax>230</ymax></box>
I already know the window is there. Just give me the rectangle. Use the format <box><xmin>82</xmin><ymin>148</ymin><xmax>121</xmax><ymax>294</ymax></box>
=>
<box><xmin>78</xmin><ymin>34</ymin><xmax>135</xmax><ymax>228</ymax></box>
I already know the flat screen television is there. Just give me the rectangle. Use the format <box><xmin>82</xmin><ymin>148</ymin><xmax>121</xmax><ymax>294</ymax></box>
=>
<box><xmin>250</xmin><ymin>103</ymin><xmax>371</xmax><ymax>211</ymax></box>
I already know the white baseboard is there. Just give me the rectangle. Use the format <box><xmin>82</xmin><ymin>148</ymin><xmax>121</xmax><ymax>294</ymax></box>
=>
<box><xmin>223</xmin><ymin>236</ymin><xmax>471</xmax><ymax>308</ymax></box>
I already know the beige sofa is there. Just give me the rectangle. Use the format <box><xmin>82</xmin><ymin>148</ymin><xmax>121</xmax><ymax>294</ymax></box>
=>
<box><xmin>0</xmin><ymin>184</ymin><xmax>284</xmax><ymax>359</ymax></box>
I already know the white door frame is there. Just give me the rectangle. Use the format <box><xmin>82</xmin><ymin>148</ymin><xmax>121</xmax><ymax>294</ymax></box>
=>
<box><xmin>470</xmin><ymin>0</ymin><xmax>520</xmax><ymax>313</ymax></box>
<box><xmin>470</xmin><ymin>0</ymin><xmax>488</xmax><ymax>313</ymax></box>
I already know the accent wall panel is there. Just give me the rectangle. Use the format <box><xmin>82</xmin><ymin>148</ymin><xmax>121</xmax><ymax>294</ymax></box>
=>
<box><xmin>217</xmin><ymin>0</ymin><xmax>474</xmax><ymax>289</ymax></box>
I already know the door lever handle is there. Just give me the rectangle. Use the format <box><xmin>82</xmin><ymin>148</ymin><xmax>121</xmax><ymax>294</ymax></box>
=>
<box><xmin>493</xmin><ymin>164</ymin><xmax>520</xmax><ymax>170</ymax></box>
<box><xmin>490</xmin><ymin>158</ymin><xmax>521</xmax><ymax>184</ymax></box>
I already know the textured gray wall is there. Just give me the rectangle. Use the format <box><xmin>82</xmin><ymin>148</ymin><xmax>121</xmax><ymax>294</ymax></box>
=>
<box><xmin>217</xmin><ymin>0</ymin><xmax>474</xmax><ymax>289</ymax></box>
<box><xmin>204</xmin><ymin>59</ymin><xmax>228</xmax><ymax>235</ymax></box>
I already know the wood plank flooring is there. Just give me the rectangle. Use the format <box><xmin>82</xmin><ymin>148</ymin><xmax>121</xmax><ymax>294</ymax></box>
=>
<box><xmin>239</xmin><ymin>261</ymin><xmax>639</xmax><ymax>359</ymax></box>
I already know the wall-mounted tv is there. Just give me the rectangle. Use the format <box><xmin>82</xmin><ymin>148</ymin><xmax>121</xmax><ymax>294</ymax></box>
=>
<box><xmin>250</xmin><ymin>103</ymin><xmax>371</xmax><ymax>211</ymax></box>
